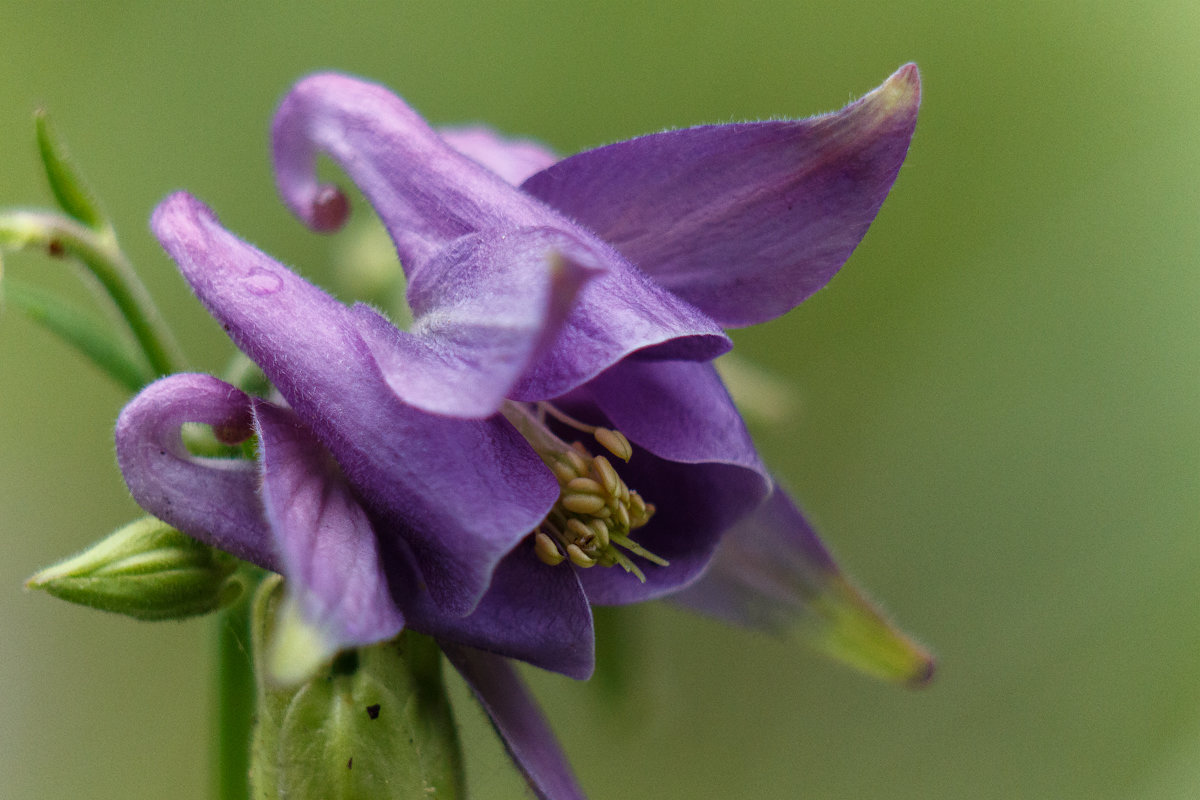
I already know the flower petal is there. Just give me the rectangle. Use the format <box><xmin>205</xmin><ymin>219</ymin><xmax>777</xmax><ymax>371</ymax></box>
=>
<box><xmin>440</xmin><ymin>126</ymin><xmax>558</xmax><ymax>186</ymax></box>
<box><xmin>673</xmin><ymin>489</ymin><xmax>936</xmax><ymax>687</ymax></box>
<box><xmin>152</xmin><ymin>192</ymin><xmax>559</xmax><ymax>616</ymax></box>
<box><xmin>522</xmin><ymin>64</ymin><xmax>921</xmax><ymax>328</ymax></box>
<box><xmin>403</xmin><ymin>547</ymin><xmax>595</xmax><ymax>679</ymax></box>
<box><xmin>114</xmin><ymin>373</ymin><xmax>275</xmax><ymax>568</ymax></box>
<box><xmin>270</xmin><ymin>73</ymin><xmax>730</xmax><ymax>398</ymax></box>
<box><xmin>354</xmin><ymin>226</ymin><xmax>603</xmax><ymax>418</ymax></box>
<box><xmin>441</xmin><ymin>643</ymin><xmax>587</xmax><ymax>800</ymax></box>
<box><xmin>566</xmin><ymin>360</ymin><xmax>771</xmax><ymax>604</ymax></box>
<box><xmin>254</xmin><ymin>400</ymin><xmax>404</xmax><ymax>666</ymax></box>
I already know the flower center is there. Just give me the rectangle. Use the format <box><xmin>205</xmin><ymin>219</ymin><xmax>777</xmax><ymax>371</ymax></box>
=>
<box><xmin>501</xmin><ymin>401</ymin><xmax>666</xmax><ymax>582</ymax></box>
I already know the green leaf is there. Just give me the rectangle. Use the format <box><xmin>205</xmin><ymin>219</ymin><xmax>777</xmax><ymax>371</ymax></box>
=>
<box><xmin>27</xmin><ymin>517</ymin><xmax>242</xmax><ymax>621</ymax></box>
<box><xmin>35</xmin><ymin>109</ymin><xmax>109</xmax><ymax>232</ymax></box>
<box><xmin>1</xmin><ymin>277</ymin><xmax>154</xmax><ymax>392</ymax></box>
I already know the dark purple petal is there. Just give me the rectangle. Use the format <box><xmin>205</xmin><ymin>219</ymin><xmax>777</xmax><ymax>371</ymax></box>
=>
<box><xmin>399</xmin><ymin>547</ymin><xmax>594</xmax><ymax>679</ymax></box>
<box><xmin>440</xmin><ymin>126</ymin><xmax>558</xmax><ymax>186</ymax></box>
<box><xmin>441</xmin><ymin>643</ymin><xmax>587</xmax><ymax>800</ymax></box>
<box><xmin>565</xmin><ymin>360</ymin><xmax>771</xmax><ymax>604</ymax></box>
<box><xmin>270</xmin><ymin>74</ymin><xmax>730</xmax><ymax>399</ymax></box>
<box><xmin>254</xmin><ymin>401</ymin><xmax>404</xmax><ymax>653</ymax></box>
<box><xmin>355</xmin><ymin>226</ymin><xmax>602</xmax><ymax>418</ymax></box>
<box><xmin>674</xmin><ymin>490</ymin><xmax>936</xmax><ymax>687</ymax></box>
<box><xmin>522</xmin><ymin>64</ymin><xmax>921</xmax><ymax>328</ymax></box>
<box><xmin>152</xmin><ymin>193</ymin><xmax>559</xmax><ymax>616</ymax></box>
<box><xmin>114</xmin><ymin>373</ymin><xmax>275</xmax><ymax>569</ymax></box>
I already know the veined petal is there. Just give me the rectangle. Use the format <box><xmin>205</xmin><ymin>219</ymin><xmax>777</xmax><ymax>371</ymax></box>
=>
<box><xmin>254</xmin><ymin>401</ymin><xmax>404</xmax><ymax>672</ymax></box>
<box><xmin>567</xmin><ymin>360</ymin><xmax>771</xmax><ymax>604</ymax></box>
<box><xmin>522</xmin><ymin>64</ymin><xmax>921</xmax><ymax>328</ymax></box>
<box><xmin>152</xmin><ymin>192</ymin><xmax>559</xmax><ymax>616</ymax></box>
<box><xmin>270</xmin><ymin>74</ymin><xmax>730</xmax><ymax>398</ymax></box>
<box><xmin>440</xmin><ymin>126</ymin><xmax>558</xmax><ymax>186</ymax></box>
<box><xmin>441</xmin><ymin>643</ymin><xmax>587</xmax><ymax>800</ymax></box>
<box><xmin>114</xmin><ymin>373</ymin><xmax>275</xmax><ymax>568</ymax></box>
<box><xmin>673</xmin><ymin>490</ymin><xmax>936</xmax><ymax>687</ymax></box>
<box><xmin>355</xmin><ymin>226</ymin><xmax>603</xmax><ymax>418</ymax></box>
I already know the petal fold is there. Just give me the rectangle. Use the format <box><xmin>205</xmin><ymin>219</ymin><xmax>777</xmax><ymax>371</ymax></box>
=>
<box><xmin>152</xmin><ymin>192</ymin><xmax>559</xmax><ymax>616</ymax></box>
<box><xmin>254</xmin><ymin>401</ymin><xmax>405</xmax><ymax>669</ymax></box>
<box><xmin>441</xmin><ymin>643</ymin><xmax>588</xmax><ymax>800</ymax></box>
<box><xmin>114</xmin><ymin>373</ymin><xmax>275</xmax><ymax>568</ymax></box>
<box><xmin>522</xmin><ymin>64</ymin><xmax>921</xmax><ymax>327</ymax></box>
<box><xmin>673</xmin><ymin>489</ymin><xmax>936</xmax><ymax>687</ymax></box>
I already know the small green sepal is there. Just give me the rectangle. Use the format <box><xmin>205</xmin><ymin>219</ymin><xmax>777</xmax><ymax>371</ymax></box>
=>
<box><xmin>27</xmin><ymin>517</ymin><xmax>241</xmax><ymax>620</ymax></box>
<box><xmin>35</xmin><ymin>109</ymin><xmax>110</xmax><ymax>233</ymax></box>
<box><xmin>250</xmin><ymin>577</ymin><xmax>465</xmax><ymax>799</ymax></box>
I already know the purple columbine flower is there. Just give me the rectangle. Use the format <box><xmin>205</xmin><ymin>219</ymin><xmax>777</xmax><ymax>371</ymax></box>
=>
<box><xmin>116</xmin><ymin>65</ymin><xmax>924</xmax><ymax>799</ymax></box>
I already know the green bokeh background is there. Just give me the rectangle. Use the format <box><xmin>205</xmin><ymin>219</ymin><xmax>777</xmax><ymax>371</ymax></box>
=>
<box><xmin>2</xmin><ymin>2</ymin><xmax>1197</xmax><ymax>798</ymax></box>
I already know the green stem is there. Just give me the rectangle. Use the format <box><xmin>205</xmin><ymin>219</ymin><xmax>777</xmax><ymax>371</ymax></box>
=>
<box><xmin>214</xmin><ymin>579</ymin><xmax>257</xmax><ymax>800</ymax></box>
<box><xmin>0</xmin><ymin>210</ymin><xmax>184</xmax><ymax>376</ymax></box>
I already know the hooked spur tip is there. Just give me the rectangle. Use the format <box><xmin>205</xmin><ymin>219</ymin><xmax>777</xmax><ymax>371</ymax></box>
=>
<box><xmin>310</xmin><ymin>183</ymin><xmax>350</xmax><ymax>232</ymax></box>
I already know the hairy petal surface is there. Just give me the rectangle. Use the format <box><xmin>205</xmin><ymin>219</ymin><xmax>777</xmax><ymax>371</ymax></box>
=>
<box><xmin>270</xmin><ymin>73</ymin><xmax>730</xmax><ymax>400</ymax></box>
<box><xmin>152</xmin><ymin>192</ymin><xmax>559</xmax><ymax>615</ymax></box>
<box><xmin>522</xmin><ymin>64</ymin><xmax>921</xmax><ymax>327</ymax></box>
<box><xmin>674</xmin><ymin>490</ymin><xmax>936</xmax><ymax>686</ymax></box>
<box><xmin>115</xmin><ymin>373</ymin><xmax>274</xmax><ymax>568</ymax></box>
<box><xmin>441</xmin><ymin>643</ymin><xmax>587</xmax><ymax>800</ymax></box>
<box><xmin>355</xmin><ymin>226</ymin><xmax>602</xmax><ymax>418</ymax></box>
<box><xmin>440</xmin><ymin>126</ymin><xmax>558</xmax><ymax>186</ymax></box>
<box><xmin>255</xmin><ymin>401</ymin><xmax>404</xmax><ymax>659</ymax></box>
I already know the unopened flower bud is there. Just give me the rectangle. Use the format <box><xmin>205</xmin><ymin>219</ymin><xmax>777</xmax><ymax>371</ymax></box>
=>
<box><xmin>27</xmin><ymin>516</ymin><xmax>241</xmax><ymax>620</ymax></box>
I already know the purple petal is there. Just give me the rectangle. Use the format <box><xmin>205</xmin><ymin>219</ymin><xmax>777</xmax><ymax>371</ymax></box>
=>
<box><xmin>400</xmin><ymin>547</ymin><xmax>595</xmax><ymax>679</ymax></box>
<box><xmin>522</xmin><ymin>64</ymin><xmax>921</xmax><ymax>328</ymax></box>
<box><xmin>440</xmin><ymin>126</ymin><xmax>558</xmax><ymax>185</ymax></box>
<box><xmin>354</xmin><ymin>226</ymin><xmax>603</xmax><ymax>417</ymax></box>
<box><xmin>565</xmin><ymin>360</ymin><xmax>771</xmax><ymax>604</ymax></box>
<box><xmin>270</xmin><ymin>73</ymin><xmax>730</xmax><ymax>398</ymax></box>
<box><xmin>272</xmin><ymin>73</ymin><xmax>554</xmax><ymax>271</ymax></box>
<box><xmin>114</xmin><ymin>373</ymin><xmax>275</xmax><ymax>568</ymax></box>
<box><xmin>441</xmin><ymin>643</ymin><xmax>587</xmax><ymax>800</ymax></box>
<box><xmin>674</xmin><ymin>489</ymin><xmax>936</xmax><ymax>686</ymax></box>
<box><xmin>254</xmin><ymin>401</ymin><xmax>404</xmax><ymax>652</ymax></box>
<box><xmin>152</xmin><ymin>193</ymin><xmax>559</xmax><ymax>616</ymax></box>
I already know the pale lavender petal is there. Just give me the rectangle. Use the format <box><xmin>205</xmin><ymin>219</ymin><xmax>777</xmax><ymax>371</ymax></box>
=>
<box><xmin>399</xmin><ymin>548</ymin><xmax>594</xmax><ymax>679</ymax></box>
<box><xmin>440</xmin><ymin>126</ymin><xmax>558</xmax><ymax>185</ymax></box>
<box><xmin>114</xmin><ymin>373</ymin><xmax>275</xmax><ymax>568</ymax></box>
<box><xmin>354</xmin><ymin>226</ymin><xmax>603</xmax><ymax>418</ymax></box>
<box><xmin>270</xmin><ymin>74</ymin><xmax>730</xmax><ymax>397</ymax></box>
<box><xmin>152</xmin><ymin>193</ymin><xmax>559</xmax><ymax>616</ymax></box>
<box><xmin>254</xmin><ymin>401</ymin><xmax>404</xmax><ymax>650</ymax></box>
<box><xmin>441</xmin><ymin>643</ymin><xmax>587</xmax><ymax>800</ymax></box>
<box><xmin>522</xmin><ymin>64</ymin><xmax>921</xmax><ymax>328</ymax></box>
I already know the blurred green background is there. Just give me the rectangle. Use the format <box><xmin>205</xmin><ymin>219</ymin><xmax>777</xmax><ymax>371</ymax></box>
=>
<box><xmin>2</xmin><ymin>2</ymin><xmax>1198</xmax><ymax>798</ymax></box>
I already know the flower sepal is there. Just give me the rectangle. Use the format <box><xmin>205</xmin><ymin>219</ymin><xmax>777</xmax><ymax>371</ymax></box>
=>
<box><xmin>250</xmin><ymin>576</ymin><xmax>465</xmax><ymax>800</ymax></box>
<box><xmin>26</xmin><ymin>516</ymin><xmax>242</xmax><ymax>620</ymax></box>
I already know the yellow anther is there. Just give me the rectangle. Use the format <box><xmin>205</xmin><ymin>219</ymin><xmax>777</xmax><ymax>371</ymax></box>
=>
<box><xmin>566</xmin><ymin>544</ymin><xmax>596</xmax><ymax>568</ymax></box>
<box><xmin>561</xmin><ymin>493</ymin><xmax>607</xmax><ymax>515</ymax></box>
<box><xmin>591</xmin><ymin>455</ymin><xmax>621</xmax><ymax>497</ymax></box>
<box><xmin>564</xmin><ymin>449</ymin><xmax>589</xmax><ymax>476</ymax></box>
<box><xmin>565</xmin><ymin>476</ymin><xmax>605</xmax><ymax>496</ymax></box>
<box><xmin>549</xmin><ymin>460</ymin><xmax>578</xmax><ymax>485</ymax></box>
<box><xmin>594</xmin><ymin>428</ymin><xmax>633</xmax><ymax>462</ymax></box>
<box><xmin>588</xmin><ymin>519</ymin><xmax>611</xmax><ymax>549</ymax></box>
<box><xmin>615</xmin><ymin>503</ymin><xmax>630</xmax><ymax>530</ymax></box>
<box><xmin>565</xmin><ymin>518</ymin><xmax>594</xmax><ymax>544</ymax></box>
<box><xmin>534</xmin><ymin>532</ymin><xmax>564</xmax><ymax>566</ymax></box>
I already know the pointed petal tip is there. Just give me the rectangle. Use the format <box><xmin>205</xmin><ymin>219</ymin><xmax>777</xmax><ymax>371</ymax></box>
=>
<box><xmin>807</xmin><ymin>574</ymin><xmax>936</xmax><ymax>689</ymax></box>
<box><xmin>870</xmin><ymin>62</ymin><xmax>922</xmax><ymax>114</ymax></box>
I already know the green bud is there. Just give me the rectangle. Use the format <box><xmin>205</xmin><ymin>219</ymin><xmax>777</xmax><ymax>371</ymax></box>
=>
<box><xmin>35</xmin><ymin>109</ymin><xmax>110</xmax><ymax>233</ymax></box>
<box><xmin>27</xmin><ymin>517</ymin><xmax>241</xmax><ymax>620</ymax></box>
<box><xmin>250</xmin><ymin>577</ymin><xmax>464</xmax><ymax>800</ymax></box>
